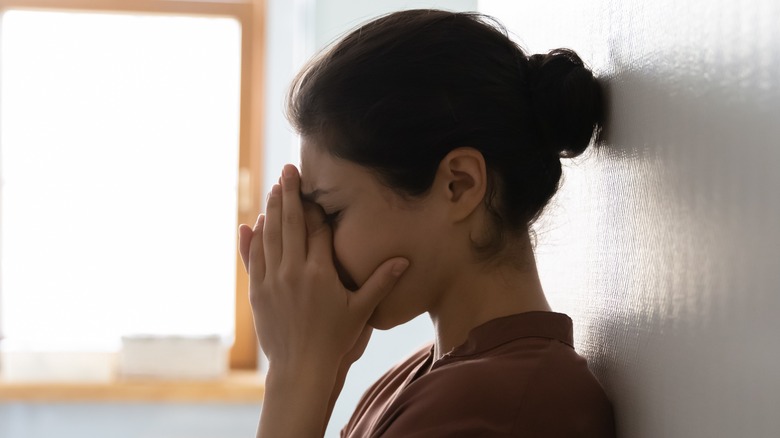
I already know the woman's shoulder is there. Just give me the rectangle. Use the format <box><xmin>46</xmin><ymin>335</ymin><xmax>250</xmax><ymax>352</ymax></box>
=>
<box><xmin>409</xmin><ymin>331</ymin><xmax>600</xmax><ymax>405</ymax></box>
<box><xmin>429</xmin><ymin>312</ymin><xmax>614</xmax><ymax>436</ymax></box>
<box><xmin>427</xmin><ymin>314</ymin><xmax>612</xmax><ymax>416</ymax></box>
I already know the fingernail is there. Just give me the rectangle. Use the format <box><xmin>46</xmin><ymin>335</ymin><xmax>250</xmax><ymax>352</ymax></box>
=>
<box><xmin>391</xmin><ymin>260</ymin><xmax>410</xmax><ymax>277</ymax></box>
<box><xmin>271</xmin><ymin>184</ymin><xmax>281</xmax><ymax>195</ymax></box>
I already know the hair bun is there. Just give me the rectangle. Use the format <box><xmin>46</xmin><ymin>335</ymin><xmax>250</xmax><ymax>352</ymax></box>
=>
<box><xmin>527</xmin><ymin>48</ymin><xmax>603</xmax><ymax>158</ymax></box>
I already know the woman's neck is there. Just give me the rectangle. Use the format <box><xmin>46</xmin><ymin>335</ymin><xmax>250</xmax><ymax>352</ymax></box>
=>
<box><xmin>427</xmin><ymin>236</ymin><xmax>551</xmax><ymax>361</ymax></box>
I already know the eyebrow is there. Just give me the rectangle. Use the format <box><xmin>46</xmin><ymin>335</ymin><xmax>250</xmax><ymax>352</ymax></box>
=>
<box><xmin>300</xmin><ymin>188</ymin><xmax>332</xmax><ymax>203</ymax></box>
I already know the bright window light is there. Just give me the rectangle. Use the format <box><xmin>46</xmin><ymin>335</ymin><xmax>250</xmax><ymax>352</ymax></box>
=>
<box><xmin>0</xmin><ymin>10</ymin><xmax>242</xmax><ymax>349</ymax></box>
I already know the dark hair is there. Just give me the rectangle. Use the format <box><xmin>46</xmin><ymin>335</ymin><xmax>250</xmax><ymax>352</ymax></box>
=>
<box><xmin>287</xmin><ymin>9</ymin><xmax>603</xmax><ymax>257</ymax></box>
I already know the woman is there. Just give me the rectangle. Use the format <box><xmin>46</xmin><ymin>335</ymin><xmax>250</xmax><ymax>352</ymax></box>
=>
<box><xmin>238</xmin><ymin>9</ymin><xmax>615</xmax><ymax>437</ymax></box>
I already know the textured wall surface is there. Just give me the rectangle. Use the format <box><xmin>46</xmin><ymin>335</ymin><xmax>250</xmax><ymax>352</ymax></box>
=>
<box><xmin>480</xmin><ymin>0</ymin><xmax>780</xmax><ymax>436</ymax></box>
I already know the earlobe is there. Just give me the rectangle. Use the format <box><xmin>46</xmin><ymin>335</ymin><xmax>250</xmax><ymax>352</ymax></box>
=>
<box><xmin>437</xmin><ymin>147</ymin><xmax>487</xmax><ymax>220</ymax></box>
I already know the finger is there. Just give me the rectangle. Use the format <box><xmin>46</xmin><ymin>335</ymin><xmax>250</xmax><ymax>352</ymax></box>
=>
<box><xmin>303</xmin><ymin>200</ymin><xmax>333</xmax><ymax>264</ymax></box>
<box><xmin>263</xmin><ymin>184</ymin><xmax>283</xmax><ymax>271</ymax></box>
<box><xmin>351</xmin><ymin>258</ymin><xmax>409</xmax><ymax>315</ymax></box>
<box><xmin>238</xmin><ymin>222</ymin><xmax>254</xmax><ymax>273</ymax></box>
<box><xmin>252</xmin><ymin>212</ymin><xmax>264</xmax><ymax>233</ymax></box>
<box><xmin>238</xmin><ymin>215</ymin><xmax>263</xmax><ymax>272</ymax></box>
<box><xmin>247</xmin><ymin>215</ymin><xmax>266</xmax><ymax>279</ymax></box>
<box><xmin>280</xmin><ymin>164</ymin><xmax>306</xmax><ymax>264</ymax></box>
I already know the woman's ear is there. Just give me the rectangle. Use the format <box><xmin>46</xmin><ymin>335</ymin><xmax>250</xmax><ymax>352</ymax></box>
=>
<box><xmin>435</xmin><ymin>147</ymin><xmax>487</xmax><ymax>222</ymax></box>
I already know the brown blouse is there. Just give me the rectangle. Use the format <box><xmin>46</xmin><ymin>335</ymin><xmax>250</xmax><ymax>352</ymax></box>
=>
<box><xmin>341</xmin><ymin>311</ymin><xmax>615</xmax><ymax>437</ymax></box>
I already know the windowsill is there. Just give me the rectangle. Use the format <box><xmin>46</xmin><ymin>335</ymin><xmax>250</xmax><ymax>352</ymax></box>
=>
<box><xmin>0</xmin><ymin>370</ymin><xmax>265</xmax><ymax>403</ymax></box>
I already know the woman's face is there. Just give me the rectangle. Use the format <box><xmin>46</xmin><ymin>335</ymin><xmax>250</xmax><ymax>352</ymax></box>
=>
<box><xmin>299</xmin><ymin>137</ymin><xmax>455</xmax><ymax>329</ymax></box>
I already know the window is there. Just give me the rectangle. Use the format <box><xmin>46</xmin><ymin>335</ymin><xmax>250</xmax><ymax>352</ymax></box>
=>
<box><xmin>0</xmin><ymin>0</ymin><xmax>264</xmax><ymax>376</ymax></box>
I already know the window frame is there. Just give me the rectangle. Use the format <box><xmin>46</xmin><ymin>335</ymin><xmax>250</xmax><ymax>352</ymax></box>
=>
<box><xmin>0</xmin><ymin>0</ymin><xmax>265</xmax><ymax>371</ymax></box>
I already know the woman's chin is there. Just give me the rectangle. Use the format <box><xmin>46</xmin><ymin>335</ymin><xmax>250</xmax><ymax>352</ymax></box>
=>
<box><xmin>367</xmin><ymin>313</ymin><xmax>397</xmax><ymax>331</ymax></box>
<box><xmin>367</xmin><ymin>302</ymin><xmax>421</xmax><ymax>331</ymax></box>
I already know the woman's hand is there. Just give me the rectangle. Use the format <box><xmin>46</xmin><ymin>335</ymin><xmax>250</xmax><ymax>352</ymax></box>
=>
<box><xmin>238</xmin><ymin>164</ymin><xmax>408</xmax><ymax>369</ymax></box>
<box><xmin>238</xmin><ymin>165</ymin><xmax>408</xmax><ymax>437</ymax></box>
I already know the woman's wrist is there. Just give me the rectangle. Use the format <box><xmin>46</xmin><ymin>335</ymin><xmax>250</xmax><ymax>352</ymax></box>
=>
<box><xmin>265</xmin><ymin>351</ymin><xmax>343</xmax><ymax>382</ymax></box>
<box><xmin>258</xmin><ymin>360</ymin><xmax>342</xmax><ymax>438</ymax></box>
<box><xmin>265</xmin><ymin>359</ymin><xmax>340</xmax><ymax>390</ymax></box>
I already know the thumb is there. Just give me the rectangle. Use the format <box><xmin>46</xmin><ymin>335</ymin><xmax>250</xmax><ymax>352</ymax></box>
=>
<box><xmin>351</xmin><ymin>258</ymin><xmax>410</xmax><ymax>315</ymax></box>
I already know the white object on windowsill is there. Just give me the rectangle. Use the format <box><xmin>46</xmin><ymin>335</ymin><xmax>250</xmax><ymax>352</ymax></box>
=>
<box><xmin>119</xmin><ymin>334</ymin><xmax>228</xmax><ymax>380</ymax></box>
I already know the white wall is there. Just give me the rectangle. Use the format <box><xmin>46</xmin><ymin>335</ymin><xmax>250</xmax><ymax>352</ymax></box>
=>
<box><xmin>481</xmin><ymin>0</ymin><xmax>780</xmax><ymax>437</ymax></box>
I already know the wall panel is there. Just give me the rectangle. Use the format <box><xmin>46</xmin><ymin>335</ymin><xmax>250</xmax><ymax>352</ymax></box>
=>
<box><xmin>480</xmin><ymin>0</ymin><xmax>780</xmax><ymax>436</ymax></box>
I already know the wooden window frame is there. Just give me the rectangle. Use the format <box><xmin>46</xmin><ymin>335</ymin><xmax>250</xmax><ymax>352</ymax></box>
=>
<box><xmin>0</xmin><ymin>0</ymin><xmax>265</xmax><ymax>371</ymax></box>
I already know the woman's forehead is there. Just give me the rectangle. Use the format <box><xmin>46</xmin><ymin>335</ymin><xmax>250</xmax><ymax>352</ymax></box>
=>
<box><xmin>299</xmin><ymin>138</ymin><xmax>357</xmax><ymax>194</ymax></box>
<box><xmin>300</xmin><ymin>138</ymin><xmax>333</xmax><ymax>191</ymax></box>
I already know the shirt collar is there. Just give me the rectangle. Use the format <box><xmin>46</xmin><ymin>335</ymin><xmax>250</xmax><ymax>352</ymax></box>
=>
<box><xmin>444</xmin><ymin>311</ymin><xmax>574</xmax><ymax>359</ymax></box>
